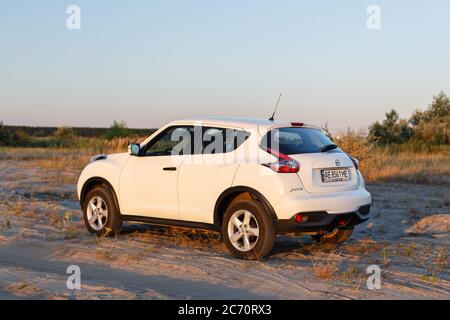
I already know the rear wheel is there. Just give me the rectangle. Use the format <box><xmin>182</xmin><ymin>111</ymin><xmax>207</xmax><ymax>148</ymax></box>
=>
<box><xmin>83</xmin><ymin>185</ymin><xmax>122</xmax><ymax>236</ymax></box>
<box><xmin>222</xmin><ymin>200</ymin><xmax>276</xmax><ymax>260</ymax></box>
<box><xmin>311</xmin><ymin>227</ymin><xmax>354</xmax><ymax>244</ymax></box>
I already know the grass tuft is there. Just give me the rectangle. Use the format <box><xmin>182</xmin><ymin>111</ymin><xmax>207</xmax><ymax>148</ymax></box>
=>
<box><xmin>310</xmin><ymin>250</ymin><xmax>342</xmax><ymax>280</ymax></box>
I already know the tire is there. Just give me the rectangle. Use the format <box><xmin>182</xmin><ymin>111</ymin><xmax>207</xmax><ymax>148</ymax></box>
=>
<box><xmin>82</xmin><ymin>185</ymin><xmax>122</xmax><ymax>236</ymax></box>
<box><xmin>311</xmin><ymin>227</ymin><xmax>354</xmax><ymax>244</ymax></box>
<box><xmin>222</xmin><ymin>199</ymin><xmax>276</xmax><ymax>260</ymax></box>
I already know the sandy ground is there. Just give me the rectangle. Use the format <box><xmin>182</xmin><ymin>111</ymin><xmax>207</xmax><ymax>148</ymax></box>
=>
<box><xmin>0</xmin><ymin>159</ymin><xmax>448</xmax><ymax>299</ymax></box>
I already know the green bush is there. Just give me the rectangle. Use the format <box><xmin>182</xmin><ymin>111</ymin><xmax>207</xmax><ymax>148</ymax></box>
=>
<box><xmin>409</xmin><ymin>92</ymin><xmax>450</xmax><ymax>145</ymax></box>
<box><xmin>54</xmin><ymin>126</ymin><xmax>75</xmax><ymax>140</ymax></box>
<box><xmin>51</xmin><ymin>126</ymin><xmax>77</xmax><ymax>147</ymax></box>
<box><xmin>0</xmin><ymin>122</ymin><xmax>31</xmax><ymax>146</ymax></box>
<box><xmin>0</xmin><ymin>121</ymin><xmax>9</xmax><ymax>145</ymax></box>
<box><xmin>410</xmin><ymin>91</ymin><xmax>450</xmax><ymax>125</ymax></box>
<box><xmin>368</xmin><ymin>109</ymin><xmax>412</xmax><ymax>145</ymax></box>
<box><xmin>368</xmin><ymin>92</ymin><xmax>449</xmax><ymax>147</ymax></box>
<box><xmin>13</xmin><ymin>129</ymin><xmax>31</xmax><ymax>146</ymax></box>
<box><xmin>105</xmin><ymin>120</ymin><xmax>129</xmax><ymax>140</ymax></box>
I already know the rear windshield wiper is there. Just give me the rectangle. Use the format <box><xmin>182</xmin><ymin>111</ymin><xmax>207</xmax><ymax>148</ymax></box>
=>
<box><xmin>321</xmin><ymin>144</ymin><xmax>338</xmax><ymax>152</ymax></box>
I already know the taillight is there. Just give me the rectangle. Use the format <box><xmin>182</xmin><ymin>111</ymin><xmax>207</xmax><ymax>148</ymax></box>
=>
<box><xmin>337</xmin><ymin>219</ymin><xmax>347</xmax><ymax>227</ymax></box>
<box><xmin>291</xmin><ymin>122</ymin><xmax>304</xmax><ymax>127</ymax></box>
<box><xmin>262</xmin><ymin>147</ymin><xmax>300</xmax><ymax>173</ymax></box>
<box><xmin>349</xmin><ymin>155</ymin><xmax>359</xmax><ymax>170</ymax></box>
<box><xmin>266</xmin><ymin>159</ymin><xmax>300</xmax><ymax>173</ymax></box>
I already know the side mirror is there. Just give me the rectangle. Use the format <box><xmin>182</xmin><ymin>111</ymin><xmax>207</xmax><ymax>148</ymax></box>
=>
<box><xmin>128</xmin><ymin>143</ymin><xmax>141</xmax><ymax>156</ymax></box>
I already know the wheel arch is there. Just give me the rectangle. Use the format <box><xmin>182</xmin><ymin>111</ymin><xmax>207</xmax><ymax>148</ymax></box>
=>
<box><xmin>214</xmin><ymin>186</ymin><xmax>278</xmax><ymax>229</ymax></box>
<box><xmin>80</xmin><ymin>177</ymin><xmax>121</xmax><ymax>214</ymax></box>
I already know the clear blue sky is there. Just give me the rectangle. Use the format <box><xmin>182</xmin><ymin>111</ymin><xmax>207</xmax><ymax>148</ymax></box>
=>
<box><xmin>1</xmin><ymin>1</ymin><xmax>449</xmax><ymax>131</ymax></box>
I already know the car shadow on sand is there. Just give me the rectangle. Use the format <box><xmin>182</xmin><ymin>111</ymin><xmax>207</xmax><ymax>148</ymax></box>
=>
<box><xmin>118</xmin><ymin>222</ymin><xmax>320</xmax><ymax>260</ymax></box>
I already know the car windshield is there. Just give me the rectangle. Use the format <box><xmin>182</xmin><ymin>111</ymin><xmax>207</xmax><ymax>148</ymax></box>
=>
<box><xmin>260</xmin><ymin>127</ymin><xmax>337</xmax><ymax>155</ymax></box>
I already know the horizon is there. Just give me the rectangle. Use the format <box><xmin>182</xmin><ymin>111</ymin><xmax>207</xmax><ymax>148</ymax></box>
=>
<box><xmin>0</xmin><ymin>104</ymin><xmax>437</xmax><ymax>134</ymax></box>
<box><xmin>1</xmin><ymin>1</ymin><xmax>449</xmax><ymax>132</ymax></box>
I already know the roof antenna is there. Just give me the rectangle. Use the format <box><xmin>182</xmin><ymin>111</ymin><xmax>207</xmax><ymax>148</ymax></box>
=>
<box><xmin>269</xmin><ymin>94</ymin><xmax>282</xmax><ymax>121</ymax></box>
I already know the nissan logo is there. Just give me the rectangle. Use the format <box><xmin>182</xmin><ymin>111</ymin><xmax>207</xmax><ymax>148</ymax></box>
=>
<box><xmin>335</xmin><ymin>159</ymin><xmax>341</xmax><ymax>167</ymax></box>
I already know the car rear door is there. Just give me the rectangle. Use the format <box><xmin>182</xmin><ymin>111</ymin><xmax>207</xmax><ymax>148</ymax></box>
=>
<box><xmin>177</xmin><ymin>126</ymin><xmax>248</xmax><ymax>224</ymax></box>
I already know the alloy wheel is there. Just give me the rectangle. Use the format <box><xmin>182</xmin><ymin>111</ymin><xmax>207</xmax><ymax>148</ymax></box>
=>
<box><xmin>227</xmin><ymin>210</ymin><xmax>260</xmax><ymax>252</ymax></box>
<box><xmin>86</xmin><ymin>196</ymin><xmax>108</xmax><ymax>231</ymax></box>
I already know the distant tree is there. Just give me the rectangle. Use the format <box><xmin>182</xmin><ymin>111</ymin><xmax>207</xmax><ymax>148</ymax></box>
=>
<box><xmin>368</xmin><ymin>109</ymin><xmax>412</xmax><ymax>145</ymax></box>
<box><xmin>0</xmin><ymin>121</ymin><xmax>31</xmax><ymax>146</ymax></box>
<box><xmin>12</xmin><ymin>129</ymin><xmax>30</xmax><ymax>146</ymax></box>
<box><xmin>52</xmin><ymin>126</ymin><xmax>76</xmax><ymax>147</ymax></box>
<box><xmin>409</xmin><ymin>92</ymin><xmax>450</xmax><ymax>145</ymax></box>
<box><xmin>0</xmin><ymin>120</ymin><xmax>10</xmax><ymax>145</ymax></box>
<box><xmin>410</xmin><ymin>91</ymin><xmax>450</xmax><ymax>126</ymax></box>
<box><xmin>409</xmin><ymin>109</ymin><xmax>424</xmax><ymax>126</ymax></box>
<box><xmin>428</xmin><ymin>91</ymin><xmax>450</xmax><ymax>119</ymax></box>
<box><xmin>105</xmin><ymin>120</ymin><xmax>129</xmax><ymax>139</ymax></box>
<box><xmin>54</xmin><ymin>126</ymin><xmax>75</xmax><ymax>140</ymax></box>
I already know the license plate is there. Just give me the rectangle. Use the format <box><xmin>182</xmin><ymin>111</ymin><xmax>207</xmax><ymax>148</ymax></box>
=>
<box><xmin>321</xmin><ymin>169</ymin><xmax>350</xmax><ymax>182</ymax></box>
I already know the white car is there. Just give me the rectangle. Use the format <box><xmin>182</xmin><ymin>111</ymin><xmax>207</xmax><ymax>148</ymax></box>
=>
<box><xmin>77</xmin><ymin>117</ymin><xmax>372</xmax><ymax>259</ymax></box>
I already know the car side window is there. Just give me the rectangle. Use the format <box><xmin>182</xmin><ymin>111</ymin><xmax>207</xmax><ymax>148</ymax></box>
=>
<box><xmin>202</xmin><ymin>127</ymin><xmax>249</xmax><ymax>154</ymax></box>
<box><xmin>144</xmin><ymin>126</ymin><xmax>194</xmax><ymax>156</ymax></box>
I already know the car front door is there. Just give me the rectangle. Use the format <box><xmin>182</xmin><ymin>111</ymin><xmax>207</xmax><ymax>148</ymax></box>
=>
<box><xmin>119</xmin><ymin>126</ymin><xmax>193</xmax><ymax>219</ymax></box>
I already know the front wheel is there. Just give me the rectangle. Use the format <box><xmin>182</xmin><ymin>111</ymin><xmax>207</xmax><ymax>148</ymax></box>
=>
<box><xmin>222</xmin><ymin>200</ymin><xmax>276</xmax><ymax>260</ymax></box>
<box><xmin>311</xmin><ymin>227</ymin><xmax>354</xmax><ymax>244</ymax></box>
<box><xmin>82</xmin><ymin>185</ymin><xmax>122</xmax><ymax>236</ymax></box>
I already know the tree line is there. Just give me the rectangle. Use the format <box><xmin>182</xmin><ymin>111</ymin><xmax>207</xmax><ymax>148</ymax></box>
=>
<box><xmin>0</xmin><ymin>120</ymin><xmax>156</xmax><ymax>147</ymax></box>
<box><xmin>368</xmin><ymin>92</ymin><xmax>449</xmax><ymax>146</ymax></box>
<box><xmin>2</xmin><ymin>92</ymin><xmax>449</xmax><ymax>148</ymax></box>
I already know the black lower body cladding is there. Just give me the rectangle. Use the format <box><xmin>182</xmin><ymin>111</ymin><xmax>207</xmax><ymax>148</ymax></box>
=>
<box><xmin>276</xmin><ymin>204</ymin><xmax>371</xmax><ymax>234</ymax></box>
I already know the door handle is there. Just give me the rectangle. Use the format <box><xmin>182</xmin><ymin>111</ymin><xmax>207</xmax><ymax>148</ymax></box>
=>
<box><xmin>163</xmin><ymin>167</ymin><xmax>177</xmax><ymax>171</ymax></box>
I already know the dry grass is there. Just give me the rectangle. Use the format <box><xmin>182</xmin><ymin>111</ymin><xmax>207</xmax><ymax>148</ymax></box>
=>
<box><xmin>0</xmin><ymin>137</ymin><xmax>141</xmax><ymax>171</ymax></box>
<box><xmin>96</xmin><ymin>250</ymin><xmax>115</xmax><ymax>261</ymax></box>
<box><xmin>421</xmin><ymin>247</ymin><xmax>448</xmax><ymax>285</ymax></box>
<box><xmin>335</xmin><ymin>131</ymin><xmax>450</xmax><ymax>184</ymax></box>
<box><xmin>381</xmin><ymin>242</ymin><xmax>390</xmax><ymax>267</ymax></box>
<box><xmin>2</xmin><ymin>133</ymin><xmax>450</xmax><ymax>185</ymax></box>
<box><xmin>157</xmin><ymin>227</ymin><xmax>222</xmax><ymax>250</ymax></box>
<box><xmin>0</xmin><ymin>147</ymin><xmax>91</xmax><ymax>170</ymax></box>
<box><xmin>339</xmin><ymin>265</ymin><xmax>364</xmax><ymax>289</ymax></box>
<box><xmin>1</xmin><ymin>215</ymin><xmax>10</xmax><ymax>228</ymax></box>
<box><xmin>361</xmin><ymin>151</ymin><xmax>450</xmax><ymax>184</ymax></box>
<box><xmin>6</xmin><ymin>281</ymin><xmax>41</xmax><ymax>296</ymax></box>
<box><xmin>310</xmin><ymin>250</ymin><xmax>342</xmax><ymax>280</ymax></box>
<box><xmin>341</xmin><ymin>239</ymin><xmax>382</xmax><ymax>256</ymax></box>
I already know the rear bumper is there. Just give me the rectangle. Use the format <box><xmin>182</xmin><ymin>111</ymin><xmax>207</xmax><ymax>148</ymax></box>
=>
<box><xmin>277</xmin><ymin>204</ymin><xmax>371</xmax><ymax>234</ymax></box>
<box><xmin>273</xmin><ymin>187</ymin><xmax>372</xmax><ymax>219</ymax></box>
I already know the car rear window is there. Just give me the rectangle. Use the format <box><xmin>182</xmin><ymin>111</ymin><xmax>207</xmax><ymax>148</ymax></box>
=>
<box><xmin>260</xmin><ymin>127</ymin><xmax>335</xmax><ymax>155</ymax></box>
